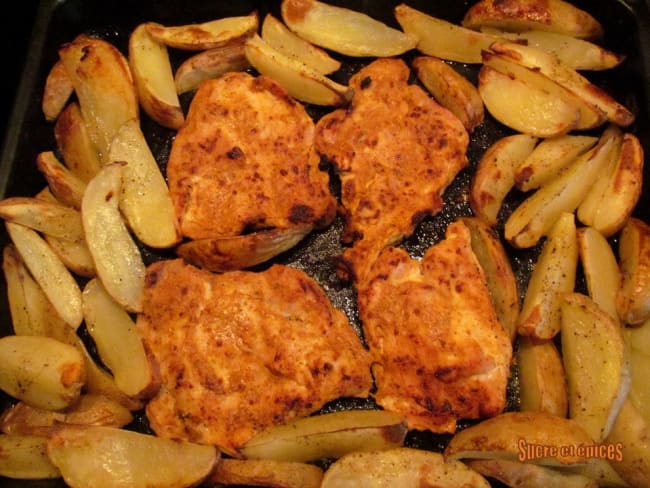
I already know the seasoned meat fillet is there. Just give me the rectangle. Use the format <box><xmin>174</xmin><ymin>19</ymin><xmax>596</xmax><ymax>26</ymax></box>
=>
<box><xmin>137</xmin><ymin>259</ymin><xmax>372</xmax><ymax>455</ymax></box>
<box><xmin>167</xmin><ymin>72</ymin><xmax>336</xmax><ymax>240</ymax></box>
<box><xmin>315</xmin><ymin>58</ymin><xmax>469</xmax><ymax>282</ymax></box>
<box><xmin>357</xmin><ymin>220</ymin><xmax>512</xmax><ymax>433</ymax></box>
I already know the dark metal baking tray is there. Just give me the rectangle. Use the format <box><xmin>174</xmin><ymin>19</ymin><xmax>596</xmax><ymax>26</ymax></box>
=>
<box><xmin>0</xmin><ymin>0</ymin><xmax>649</xmax><ymax>486</ymax></box>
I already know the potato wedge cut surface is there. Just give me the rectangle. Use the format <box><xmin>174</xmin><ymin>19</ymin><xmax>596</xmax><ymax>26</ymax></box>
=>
<box><xmin>207</xmin><ymin>458</ymin><xmax>323</xmax><ymax>488</ymax></box>
<box><xmin>617</xmin><ymin>217</ymin><xmax>650</xmax><ymax>325</ymax></box>
<box><xmin>0</xmin><ymin>434</ymin><xmax>60</xmax><ymax>480</ymax></box>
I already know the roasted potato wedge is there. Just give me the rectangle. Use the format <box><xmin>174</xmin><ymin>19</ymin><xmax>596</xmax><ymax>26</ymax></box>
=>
<box><xmin>281</xmin><ymin>0</ymin><xmax>416</xmax><ymax>57</ymax></box>
<box><xmin>244</xmin><ymin>34</ymin><xmax>352</xmax><ymax>106</ymax></box>
<box><xmin>145</xmin><ymin>13</ymin><xmax>258</xmax><ymax>50</ymax></box>
<box><xmin>517</xmin><ymin>336</ymin><xmax>568</xmax><ymax>417</ymax></box>
<box><xmin>517</xmin><ymin>212</ymin><xmax>578</xmax><ymax>339</ymax></box>
<box><xmin>81</xmin><ymin>162</ymin><xmax>146</xmax><ymax>313</ymax></box>
<box><xmin>469</xmin><ymin>133</ymin><xmax>538</xmax><ymax>226</ymax></box>
<box><xmin>54</xmin><ymin>102</ymin><xmax>102</xmax><ymax>183</ymax></box>
<box><xmin>35</xmin><ymin>151</ymin><xmax>87</xmax><ymax>210</ymax></box>
<box><xmin>0</xmin><ymin>335</ymin><xmax>85</xmax><ymax>411</ymax></box>
<box><xmin>322</xmin><ymin>448</ymin><xmax>490</xmax><ymax>487</ymax></box>
<box><xmin>261</xmin><ymin>13</ymin><xmax>340</xmax><ymax>75</ymax></box>
<box><xmin>0</xmin><ymin>434</ymin><xmax>60</xmax><ymax>480</ymax></box>
<box><xmin>462</xmin><ymin>0</ymin><xmax>604</xmax><ymax>39</ymax></box>
<box><xmin>107</xmin><ymin>118</ymin><xmax>181</xmax><ymax>249</ymax></box>
<box><xmin>42</xmin><ymin>59</ymin><xmax>73</xmax><ymax>122</ymax></box>
<box><xmin>239</xmin><ymin>409</ymin><xmax>407</xmax><ymax>462</ymax></box>
<box><xmin>561</xmin><ymin>292</ymin><xmax>630</xmax><ymax>441</ymax></box>
<box><xmin>129</xmin><ymin>23</ymin><xmax>184</xmax><ymax>130</ymax></box>
<box><xmin>617</xmin><ymin>217</ymin><xmax>650</xmax><ymax>325</ymax></box>
<box><xmin>395</xmin><ymin>3</ymin><xmax>497</xmax><ymax>63</ymax></box>
<box><xmin>47</xmin><ymin>426</ymin><xmax>218</xmax><ymax>488</ymax></box>
<box><xmin>44</xmin><ymin>234</ymin><xmax>96</xmax><ymax>279</ymax></box>
<box><xmin>413</xmin><ymin>55</ymin><xmax>484</xmax><ymax>132</ymax></box>
<box><xmin>207</xmin><ymin>458</ymin><xmax>323</xmax><ymax>488</ymax></box>
<box><xmin>514</xmin><ymin>134</ymin><xmax>598</xmax><ymax>192</ymax></box>
<box><xmin>58</xmin><ymin>34</ymin><xmax>139</xmax><ymax>163</ymax></box>
<box><xmin>0</xmin><ymin>196</ymin><xmax>84</xmax><ymax>242</ymax></box>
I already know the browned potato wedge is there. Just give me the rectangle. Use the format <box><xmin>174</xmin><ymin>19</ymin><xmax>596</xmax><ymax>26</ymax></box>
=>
<box><xmin>5</xmin><ymin>222</ymin><xmax>83</xmax><ymax>329</ymax></box>
<box><xmin>0</xmin><ymin>196</ymin><xmax>84</xmax><ymax>242</ymax></box>
<box><xmin>395</xmin><ymin>3</ymin><xmax>497</xmax><ymax>63</ymax></box>
<box><xmin>281</xmin><ymin>0</ymin><xmax>416</xmax><ymax>57</ymax></box>
<box><xmin>462</xmin><ymin>0</ymin><xmax>604</xmax><ymax>39</ymax></box>
<box><xmin>42</xmin><ymin>60</ymin><xmax>73</xmax><ymax>122</ymax></box>
<box><xmin>58</xmin><ymin>34</ymin><xmax>139</xmax><ymax>164</ymax></box>
<box><xmin>174</xmin><ymin>41</ymin><xmax>250</xmax><ymax>95</ymax></box>
<box><xmin>239</xmin><ymin>409</ymin><xmax>407</xmax><ymax>462</ymax></box>
<box><xmin>467</xmin><ymin>459</ymin><xmax>598</xmax><ymax>488</ymax></box>
<box><xmin>36</xmin><ymin>151</ymin><xmax>87</xmax><ymax>210</ymax></box>
<box><xmin>206</xmin><ymin>458</ymin><xmax>323</xmax><ymax>488</ymax></box>
<box><xmin>0</xmin><ymin>335</ymin><xmax>85</xmax><ymax>411</ymax></box>
<box><xmin>81</xmin><ymin>162</ymin><xmax>146</xmax><ymax>313</ymax></box>
<box><xmin>517</xmin><ymin>337</ymin><xmax>568</xmax><ymax>417</ymax></box>
<box><xmin>322</xmin><ymin>448</ymin><xmax>490</xmax><ymax>487</ymax></box>
<box><xmin>561</xmin><ymin>292</ymin><xmax>630</xmax><ymax>441</ymax></box>
<box><xmin>129</xmin><ymin>23</ymin><xmax>184</xmax><ymax>130</ymax></box>
<box><xmin>47</xmin><ymin>426</ymin><xmax>218</xmax><ymax>488</ymax></box>
<box><xmin>145</xmin><ymin>13</ymin><xmax>258</xmax><ymax>50</ymax></box>
<box><xmin>514</xmin><ymin>134</ymin><xmax>598</xmax><ymax>191</ymax></box>
<box><xmin>478</xmin><ymin>65</ymin><xmax>579</xmax><ymax>138</ymax></box>
<box><xmin>107</xmin><ymin>118</ymin><xmax>181</xmax><ymax>249</ymax></box>
<box><xmin>3</xmin><ymin>245</ymin><xmax>45</xmax><ymax>336</ymax></box>
<box><xmin>480</xmin><ymin>28</ymin><xmax>624</xmax><ymax>71</ymax></box>
<box><xmin>617</xmin><ymin>217</ymin><xmax>650</xmax><ymax>325</ymax></box>
<box><xmin>489</xmin><ymin>41</ymin><xmax>635</xmax><ymax>127</ymax></box>
<box><xmin>469</xmin><ymin>133</ymin><xmax>538</xmax><ymax>226</ymax></box>
<box><xmin>577</xmin><ymin>226</ymin><xmax>621</xmax><ymax>321</ymax></box>
<box><xmin>517</xmin><ymin>212</ymin><xmax>578</xmax><ymax>339</ymax></box>
<box><xmin>261</xmin><ymin>13</ymin><xmax>340</xmax><ymax>75</ymax></box>
<box><xmin>82</xmin><ymin>278</ymin><xmax>154</xmax><ymax>398</ymax></box>
<box><xmin>627</xmin><ymin>336</ymin><xmax>650</xmax><ymax>424</ymax></box>
<box><xmin>244</xmin><ymin>34</ymin><xmax>352</xmax><ymax>106</ymax></box>
<box><xmin>0</xmin><ymin>434</ymin><xmax>60</xmax><ymax>479</ymax></box>
<box><xmin>504</xmin><ymin>132</ymin><xmax>616</xmax><ymax>249</ymax></box>
<box><xmin>413</xmin><ymin>56</ymin><xmax>484</xmax><ymax>132</ymax></box>
<box><xmin>44</xmin><ymin>234</ymin><xmax>96</xmax><ymax>279</ymax></box>
<box><xmin>54</xmin><ymin>102</ymin><xmax>102</xmax><ymax>183</ymax></box>
<box><xmin>461</xmin><ymin>216</ymin><xmax>520</xmax><ymax>340</ymax></box>
<box><xmin>444</xmin><ymin>411</ymin><xmax>595</xmax><ymax>465</ymax></box>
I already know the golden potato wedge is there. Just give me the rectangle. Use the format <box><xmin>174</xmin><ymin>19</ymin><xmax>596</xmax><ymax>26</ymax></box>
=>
<box><xmin>42</xmin><ymin>59</ymin><xmax>73</xmax><ymax>122</ymax></box>
<box><xmin>514</xmin><ymin>134</ymin><xmax>598</xmax><ymax>191</ymax></box>
<box><xmin>517</xmin><ymin>212</ymin><xmax>578</xmax><ymax>339</ymax></box>
<box><xmin>488</xmin><ymin>41</ymin><xmax>635</xmax><ymax>127</ymax></box>
<box><xmin>478</xmin><ymin>65</ymin><xmax>579</xmax><ymax>138</ymax></box>
<box><xmin>0</xmin><ymin>335</ymin><xmax>85</xmax><ymax>411</ymax></box>
<box><xmin>480</xmin><ymin>28</ymin><xmax>624</xmax><ymax>71</ymax></box>
<box><xmin>107</xmin><ymin>118</ymin><xmax>181</xmax><ymax>249</ymax></box>
<box><xmin>577</xmin><ymin>226</ymin><xmax>621</xmax><ymax>321</ymax></box>
<box><xmin>0</xmin><ymin>434</ymin><xmax>60</xmax><ymax>480</ymax></box>
<box><xmin>54</xmin><ymin>102</ymin><xmax>102</xmax><ymax>183</ymax></box>
<box><xmin>244</xmin><ymin>34</ymin><xmax>352</xmax><ymax>106</ymax></box>
<box><xmin>467</xmin><ymin>459</ymin><xmax>598</xmax><ymax>488</ymax></box>
<box><xmin>413</xmin><ymin>56</ymin><xmax>484</xmax><ymax>132</ymax></box>
<box><xmin>461</xmin><ymin>216</ymin><xmax>520</xmax><ymax>340</ymax></box>
<box><xmin>469</xmin><ymin>133</ymin><xmax>538</xmax><ymax>226</ymax></box>
<box><xmin>627</xmin><ymin>341</ymin><xmax>650</xmax><ymax>423</ymax></box>
<box><xmin>617</xmin><ymin>217</ymin><xmax>650</xmax><ymax>325</ymax></box>
<box><xmin>206</xmin><ymin>458</ymin><xmax>323</xmax><ymax>488</ymax></box>
<box><xmin>3</xmin><ymin>245</ymin><xmax>44</xmax><ymax>336</ymax></box>
<box><xmin>239</xmin><ymin>409</ymin><xmax>407</xmax><ymax>462</ymax></box>
<box><xmin>395</xmin><ymin>4</ymin><xmax>497</xmax><ymax>63</ymax></box>
<box><xmin>5</xmin><ymin>222</ymin><xmax>83</xmax><ymax>329</ymax></box>
<box><xmin>47</xmin><ymin>426</ymin><xmax>218</xmax><ymax>488</ymax></box>
<box><xmin>517</xmin><ymin>337</ymin><xmax>568</xmax><ymax>417</ymax></box>
<box><xmin>145</xmin><ymin>13</ymin><xmax>258</xmax><ymax>50</ymax></box>
<box><xmin>281</xmin><ymin>0</ymin><xmax>416</xmax><ymax>57</ymax></box>
<box><xmin>81</xmin><ymin>162</ymin><xmax>146</xmax><ymax>313</ymax></box>
<box><xmin>129</xmin><ymin>23</ymin><xmax>184</xmax><ymax>130</ymax></box>
<box><xmin>444</xmin><ymin>411</ymin><xmax>595</xmax><ymax>465</ymax></box>
<box><xmin>174</xmin><ymin>41</ymin><xmax>250</xmax><ymax>94</ymax></box>
<box><xmin>176</xmin><ymin>225</ymin><xmax>314</xmax><ymax>272</ymax></box>
<box><xmin>0</xmin><ymin>196</ymin><xmax>84</xmax><ymax>242</ymax></box>
<box><xmin>44</xmin><ymin>234</ymin><xmax>96</xmax><ymax>278</ymax></box>
<box><xmin>322</xmin><ymin>448</ymin><xmax>490</xmax><ymax>488</ymax></box>
<box><xmin>261</xmin><ymin>13</ymin><xmax>340</xmax><ymax>75</ymax></box>
<box><xmin>504</xmin><ymin>133</ymin><xmax>615</xmax><ymax>249</ymax></box>
<box><xmin>58</xmin><ymin>34</ymin><xmax>139</xmax><ymax>164</ymax></box>
<box><xmin>561</xmin><ymin>292</ymin><xmax>630</xmax><ymax>441</ymax></box>
<box><xmin>482</xmin><ymin>50</ymin><xmax>606</xmax><ymax>131</ymax></box>
<box><xmin>35</xmin><ymin>151</ymin><xmax>87</xmax><ymax>210</ymax></box>
<box><xmin>462</xmin><ymin>0</ymin><xmax>604</xmax><ymax>39</ymax></box>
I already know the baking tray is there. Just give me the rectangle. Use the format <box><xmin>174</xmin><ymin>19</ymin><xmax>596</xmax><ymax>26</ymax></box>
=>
<box><xmin>0</xmin><ymin>0</ymin><xmax>649</xmax><ymax>486</ymax></box>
